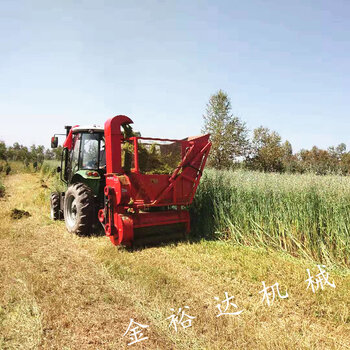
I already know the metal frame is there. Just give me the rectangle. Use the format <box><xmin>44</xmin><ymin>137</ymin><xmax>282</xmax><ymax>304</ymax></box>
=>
<box><xmin>100</xmin><ymin>115</ymin><xmax>211</xmax><ymax>246</ymax></box>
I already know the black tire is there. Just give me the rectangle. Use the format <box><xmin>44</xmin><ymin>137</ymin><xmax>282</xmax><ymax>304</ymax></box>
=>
<box><xmin>63</xmin><ymin>183</ymin><xmax>94</xmax><ymax>236</ymax></box>
<box><xmin>50</xmin><ymin>192</ymin><xmax>60</xmax><ymax>220</ymax></box>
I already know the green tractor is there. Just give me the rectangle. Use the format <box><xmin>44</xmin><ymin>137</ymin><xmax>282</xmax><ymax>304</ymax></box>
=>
<box><xmin>50</xmin><ymin>125</ymin><xmax>106</xmax><ymax>235</ymax></box>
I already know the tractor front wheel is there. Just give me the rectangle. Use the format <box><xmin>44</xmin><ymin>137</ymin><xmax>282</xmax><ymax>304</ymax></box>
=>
<box><xmin>50</xmin><ymin>192</ymin><xmax>60</xmax><ymax>220</ymax></box>
<box><xmin>63</xmin><ymin>183</ymin><xmax>94</xmax><ymax>236</ymax></box>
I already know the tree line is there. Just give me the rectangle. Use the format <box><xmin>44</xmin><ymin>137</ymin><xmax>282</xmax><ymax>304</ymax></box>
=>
<box><xmin>202</xmin><ymin>90</ymin><xmax>350</xmax><ymax>175</ymax></box>
<box><xmin>0</xmin><ymin>141</ymin><xmax>63</xmax><ymax>169</ymax></box>
<box><xmin>1</xmin><ymin>92</ymin><xmax>349</xmax><ymax>175</ymax></box>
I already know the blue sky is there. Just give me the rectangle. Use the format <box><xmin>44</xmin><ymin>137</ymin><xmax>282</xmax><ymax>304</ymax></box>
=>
<box><xmin>0</xmin><ymin>0</ymin><xmax>349</xmax><ymax>152</ymax></box>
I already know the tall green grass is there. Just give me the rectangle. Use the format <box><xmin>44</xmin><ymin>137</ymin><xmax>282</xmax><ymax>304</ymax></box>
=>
<box><xmin>191</xmin><ymin>169</ymin><xmax>350</xmax><ymax>267</ymax></box>
<box><xmin>39</xmin><ymin>160</ymin><xmax>350</xmax><ymax>267</ymax></box>
<box><xmin>40</xmin><ymin>160</ymin><xmax>65</xmax><ymax>192</ymax></box>
<box><xmin>40</xmin><ymin>160</ymin><xmax>60</xmax><ymax>177</ymax></box>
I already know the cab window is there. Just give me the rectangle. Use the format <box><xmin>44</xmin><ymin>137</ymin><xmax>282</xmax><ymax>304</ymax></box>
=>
<box><xmin>71</xmin><ymin>134</ymin><xmax>81</xmax><ymax>175</ymax></box>
<box><xmin>99</xmin><ymin>137</ymin><xmax>106</xmax><ymax>169</ymax></box>
<box><xmin>79</xmin><ymin>133</ymin><xmax>99</xmax><ymax>169</ymax></box>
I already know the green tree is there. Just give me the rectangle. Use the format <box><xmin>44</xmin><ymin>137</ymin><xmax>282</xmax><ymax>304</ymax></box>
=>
<box><xmin>7</xmin><ymin>142</ymin><xmax>29</xmax><ymax>161</ymax></box>
<box><xmin>297</xmin><ymin>146</ymin><xmax>337</xmax><ymax>175</ymax></box>
<box><xmin>280</xmin><ymin>140</ymin><xmax>301</xmax><ymax>173</ymax></box>
<box><xmin>282</xmin><ymin>140</ymin><xmax>293</xmax><ymax>157</ymax></box>
<box><xmin>0</xmin><ymin>141</ymin><xmax>6</xmax><ymax>160</ymax></box>
<box><xmin>19</xmin><ymin>146</ymin><xmax>29</xmax><ymax>162</ymax></box>
<box><xmin>202</xmin><ymin>90</ymin><xmax>249</xmax><ymax>169</ymax></box>
<box><xmin>36</xmin><ymin>145</ymin><xmax>45</xmax><ymax>164</ymax></box>
<box><xmin>11</xmin><ymin>142</ymin><xmax>20</xmax><ymax>160</ymax></box>
<box><xmin>336</xmin><ymin>143</ymin><xmax>346</xmax><ymax>156</ymax></box>
<box><xmin>6</xmin><ymin>147</ymin><xmax>14</xmax><ymax>161</ymax></box>
<box><xmin>30</xmin><ymin>144</ymin><xmax>37</xmax><ymax>161</ymax></box>
<box><xmin>340</xmin><ymin>152</ymin><xmax>350</xmax><ymax>175</ymax></box>
<box><xmin>44</xmin><ymin>149</ymin><xmax>55</xmax><ymax>160</ymax></box>
<box><xmin>53</xmin><ymin>146</ymin><xmax>63</xmax><ymax>160</ymax></box>
<box><xmin>248</xmin><ymin>126</ymin><xmax>285</xmax><ymax>172</ymax></box>
<box><xmin>328</xmin><ymin>143</ymin><xmax>346</xmax><ymax>161</ymax></box>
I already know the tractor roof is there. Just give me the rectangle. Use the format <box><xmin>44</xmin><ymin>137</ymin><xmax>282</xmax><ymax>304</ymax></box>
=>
<box><xmin>72</xmin><ymin>125</ymin><xmax>104</xmax><ymax>133</ymax></box>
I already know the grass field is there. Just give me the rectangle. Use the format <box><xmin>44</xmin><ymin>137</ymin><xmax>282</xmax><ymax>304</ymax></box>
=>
<box><xmin>39</xmin><ymin>161</ymin><xmax>350</xmax><ymax>268</ymax></box>
<box><xmin>192</xmin><ymin>169</ymin><xmax>350</xmax><ymax>268</ymax></box>
<box><xmin>0</xmin><ymin>171</ymin><xmax>349</xmax><ymax>349</ymax></box>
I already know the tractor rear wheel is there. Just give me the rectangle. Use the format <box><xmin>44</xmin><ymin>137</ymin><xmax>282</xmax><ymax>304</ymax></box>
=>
<box><xmin>63</xmin><ymin>183</ymin><xmax>94</xmax><ymax>236</ymax></box>
<box><xmin>50</xmin><ymin>192</ymin><xmax>60</xmax><ymax>220</ymax></box>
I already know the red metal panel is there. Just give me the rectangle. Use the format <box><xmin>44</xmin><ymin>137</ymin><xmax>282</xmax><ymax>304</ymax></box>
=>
<box><xmin>133</xmin><ymin>210</ymin><xmax>190</xmax><ymax>229</ymax></box>
<box><xmin>101</xmin><ymin>120</ymin><xmax>211</xmax><ymax>246</ymax></box>
<box><xmin>104</xmin><ymin>115</ymin><xmax>133</xmax><ymax>174</ymax></box>
<box><xmin>62</xmin><ymin>125</ymin><xmax>79</xmax><ymax>150</ymax></box>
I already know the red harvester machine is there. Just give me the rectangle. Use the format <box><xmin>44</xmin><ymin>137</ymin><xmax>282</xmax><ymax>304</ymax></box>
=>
<box><xmin>50</xmin><ymin>115</ymin><xmax>211</xmax><ymax>247</ymax></box>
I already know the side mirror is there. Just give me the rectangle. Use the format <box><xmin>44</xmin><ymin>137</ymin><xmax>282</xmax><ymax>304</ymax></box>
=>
<box><xmin>51</xmin><ymin>136</ymin><xmax>58</xmax><ymax>148</ymax></box>
<box><xmin>56</xmin><ymin>166</ymin><xmax>61</xmax><ymax>173</ymax></box>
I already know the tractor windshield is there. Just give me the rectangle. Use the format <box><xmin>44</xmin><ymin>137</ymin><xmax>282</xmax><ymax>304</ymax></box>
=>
<box><xmin>79</xmin><ymin>133</ymin><xmax>105</xmax><ymax>170</ymax></box>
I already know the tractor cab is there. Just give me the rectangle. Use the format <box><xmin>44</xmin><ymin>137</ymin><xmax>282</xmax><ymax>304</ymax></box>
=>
<box><xmin>52</xmin><ymin>125</ymin><xmax>106</xmax><ymax>197</ymax></box>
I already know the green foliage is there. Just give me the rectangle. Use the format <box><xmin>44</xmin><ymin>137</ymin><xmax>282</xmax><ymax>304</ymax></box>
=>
<box><xmin>40</xmin><ymin>160</ymin><xmax>60</xmax><ymax>177</ymax></box>
<box><xmin>191</xmin><ymin>168</ymin><xmax>350</xmax><ymax>267</ymax></box>
<box><xmin>0</xmin><ymin>141</ymin><xmax>6</xmax><ymax>160</ymax></box>
<box><xmin>201</xmin><ymin>91</ymin><xmax>350</xmax><ymax>174</ymax></box>
<box><xmin>202</xmin><ymin>90</ymin><xmax>249</xmax><ymax>169</ymax></box>
<box><xmin>138</xmin><ymin>143</ymin><xmax>173</xmax><ymax>174</ymax></box>
<box><xmin>52</xmin><ymin>146</ymin><xmax>64</xmax><ymax>161</ymax></box>
<box><xmin>247</xmin><ymin>126</ymin><xmax>286</xmax><ymax>172</ymax></box>
<box><xmin>122</xmin><ymin>141</ymin><xmax>179</xmax><ymax>174</ymax></box>
<box><xmin>3</xmin><ymin>141</ymin><xmax>46</xmax><ymax>164</ymax></box>
<box><xmin>297</xmin><ymin>146</ymin><xmax>338</xmax><ymax>175</ymax></box>
<box><xmin>121</xmin><ymin>124</ymin><xmax>181</xmax><ymax>174</ymax></box>
<box><xmin>339</xmin><ymin>152</ymin><xmax>350</xmax><ymax>175</ymax></box>
<box><xmin>40</xmin><ymin>160</ymin><xmax>65</xmax><ymax>192</ymax></box>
